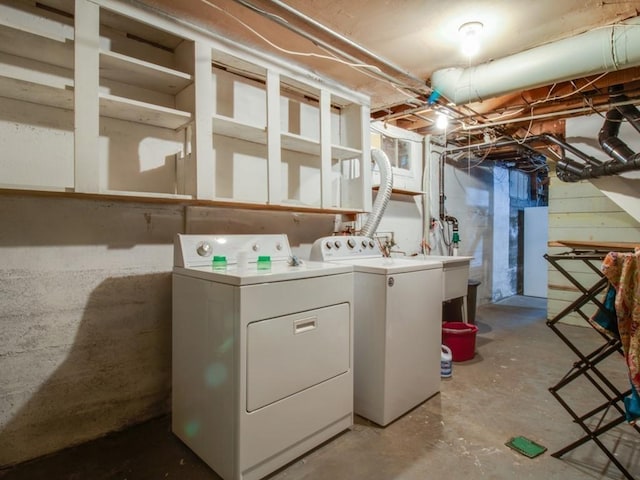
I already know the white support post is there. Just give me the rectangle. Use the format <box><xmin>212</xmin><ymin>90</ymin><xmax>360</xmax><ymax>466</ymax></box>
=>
<box><xmin>266</xmin><ymin>70</ymin><xmax>281</xmax><ymax>205</ymax></box>
<box><xmin>320</xmin><ymin>89</ymin><xmax>332</xmax><ymax>208</ymax></box>
<box><xmin>74</xmin><ymin>0</ymin><xmax>100</xmax><ymax>193</ymax></box>
<box><xmin>360</xmin><ymin>104</ymin><xmax>372</xmax><ymax>211</ymax></box>
<box><xmin>192</xmin><ymin>42</ymin><xmax>214</xmax><ymax>199</ymax></box>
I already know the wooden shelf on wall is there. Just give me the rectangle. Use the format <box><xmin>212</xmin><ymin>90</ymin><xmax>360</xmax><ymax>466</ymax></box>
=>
<box><xmin>0</xmin><ymin>188</ymin><xmax>363</xmax><ymax>217</ymax></box>
<box><xmin>99</xmin><ymin>93</ymin><xmax>192</xmax><ymax>129</ymax></box>
<box><xmin>100</xmin><ymin>50</ymin><xmax>193</xmax><ymax>94</ymax></box>
<box><xmin>372</xmin><ymin>185</ymin><xmax>425</xmax><ymax>196</ymax></box>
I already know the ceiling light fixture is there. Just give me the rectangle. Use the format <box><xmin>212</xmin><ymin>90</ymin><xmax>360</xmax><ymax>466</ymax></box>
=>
<box><xmin>436</xmin><ymin>112</ymin><xmax>449</xmax><ymax>130</ymax></box>
<box><xmin>458</xmin><ymin>21</ymin><xmax>483</xmax><ymax>57</ymax></box>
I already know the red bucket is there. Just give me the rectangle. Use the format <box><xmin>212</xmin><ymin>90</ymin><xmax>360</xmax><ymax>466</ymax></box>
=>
<box><xmin>442</xmin><ymin>322</ymin><xmax>478</xmax><ymax>362</ymax></box>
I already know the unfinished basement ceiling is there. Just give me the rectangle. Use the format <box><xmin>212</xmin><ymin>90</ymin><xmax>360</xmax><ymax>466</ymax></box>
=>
<box><xmin>135</xmin><ymin>0</ymin><xmax>640</xmax><ymax>157</ymax></box>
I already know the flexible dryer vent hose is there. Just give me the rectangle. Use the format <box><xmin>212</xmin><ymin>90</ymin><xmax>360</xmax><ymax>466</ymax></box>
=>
<box><xmin>361</xmin><ymin>148</ymin><xmax>394</xmax><ymax>238</ymax></box>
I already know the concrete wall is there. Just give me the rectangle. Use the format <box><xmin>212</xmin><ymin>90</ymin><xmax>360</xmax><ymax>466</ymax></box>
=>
<box><xmin>425</xmin><ymin>146</ymin><xmax>503</xmax><ymax>306</ymax></box>
<box><xmin>0</xmin><ymin>194</ymin><xmax>336</xmax><ymax>467</ymax></box>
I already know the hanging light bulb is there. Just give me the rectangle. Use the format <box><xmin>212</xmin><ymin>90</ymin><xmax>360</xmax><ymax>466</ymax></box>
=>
<box><xmin>459</xmin><ymin>21</ymin><xmax>483</xmax><ymax>57</ymax></box>
<box><xmin>436</xmin><ymin>112</ymin><xmax>449</xmax><ymax>130</ymax></box>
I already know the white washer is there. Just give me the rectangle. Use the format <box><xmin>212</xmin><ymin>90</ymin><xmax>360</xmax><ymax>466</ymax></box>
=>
<box><xmin>310</xmin><ymin>235</ymin><xmax>443</xmax><ymax>426</ymax></box>
<box><xmin>172</xmin><ymin>234</ymin><xmax>354</xmax><ymax>480</ymax></box>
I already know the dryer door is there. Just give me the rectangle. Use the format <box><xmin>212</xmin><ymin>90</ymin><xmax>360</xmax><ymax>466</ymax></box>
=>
<box><xmin>246</xmin><ymin>302</ymin><xmax>350</xmax><ymax>412</ymax></box>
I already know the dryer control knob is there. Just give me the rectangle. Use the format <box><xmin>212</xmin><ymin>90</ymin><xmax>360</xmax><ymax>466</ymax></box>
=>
<box><xmin>196</xmin><ymin>241</ymin><xmax>212</xmax><ymax>257</ymax></box>
<box><xmin>252</xmin><ymin>243</ymin><xmax>259</xmax><ymax>252</ymax></box>
<box><xmin>334</xmin><ymin>240</ymin><xmax>342</xmax><ymax>249</ymax></box>
<box><xmin>276</xmin><ymin>243</ymin><xmax>283</xmax><ymax>251</ymax></box>
<box><xmin>325</xmin><ymin>241</ymin><xmax>332</xmax><ymax>250</ymax></box>
<box><xmin>368</xmin><ymin>240</ymin><xmax>375</xmax><ymax>249</ymax></box>
<box><xmin>347</xmin><ymin>238</ymin><xmax>356</xmax><ymax>249</ymax></box>
<box><xmin>361</xmin><ymin>240</ymin><xmax>368</xmax><ymax>249</ymax></box>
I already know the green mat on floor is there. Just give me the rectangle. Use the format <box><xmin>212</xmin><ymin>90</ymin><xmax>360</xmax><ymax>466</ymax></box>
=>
<box><xmin>505</xmin><ymin>436</ymin><xmax>547</xmax><ymax>458</ymax></box>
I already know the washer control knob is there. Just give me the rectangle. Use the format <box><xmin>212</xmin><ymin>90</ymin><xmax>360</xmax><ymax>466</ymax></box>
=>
<box><xmin>196</xmin><ymin>241</ymin><xmax>212</xmax><ymax>257</ymax></box>
<box><xmin>347</xmin><ymin>238</ymin><xmax>356</xmax><ymax>249</ymax></box>
<box><xmin>368</xmin><ymin>240</ymin><xmax>375</xmax><ymax>249</ymax></box>
<box><xmin>325</xmin><ymin>241</ymin><xmax>332</xmax><ymax>250</ymax></box>
<box><xmin>252</xmin><ymin>243</ymin><xmax>259</xmax><ymax>252</ymax></box>
<box><xmin>361</xmin><ymin>240</ymin><xmax>368</xmax><ymax>249</ymax></box>
<box><xmin>276</xmin><ymin>243</ymin><xmax>283</xmax><ymax>251</ymax></box>
<box><xmin>334</xmin><ymin>240</ymin><xmax>341</xmax><ymax>249</ymax></box>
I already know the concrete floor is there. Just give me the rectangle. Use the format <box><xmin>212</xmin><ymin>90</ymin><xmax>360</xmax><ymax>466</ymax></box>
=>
<box><xmin>2</xmin><ymin>296</ymin><xmax>639</xmax><ymax>480</ymax></box>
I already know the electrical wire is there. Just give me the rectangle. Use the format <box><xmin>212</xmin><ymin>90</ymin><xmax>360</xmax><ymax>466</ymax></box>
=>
<box><xmin>199</xmin><ymin>0</ymin><xmax>384</xmax><ymax>72</ymax></box>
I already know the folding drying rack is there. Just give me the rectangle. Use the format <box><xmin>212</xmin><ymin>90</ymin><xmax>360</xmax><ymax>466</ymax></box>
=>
<box><xmin>544</xmin><ymin>240</ymin><xmax>640</xmax><ymax>480</ymax></box>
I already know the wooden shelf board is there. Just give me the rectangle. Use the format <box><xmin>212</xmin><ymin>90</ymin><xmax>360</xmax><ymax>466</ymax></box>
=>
<box><xmin>0</xmin><ymin>3</ymin><xmax>74</xmax><ymax>43</ymax></box>
<box><xmin>0</xmin><ymin>75</ymin><xmax>73</xmax><ymax>110</ymax></box>
<box><xmin>549</xmin><ymin>240</ymin><xmax>639</xmax><ymax>251</ymax></box>
<box><xmin>212</xmin><ymin>115</ymin><xmax>267</xmax><ymax>144</ymax></box>
<box><xmin>0</xmin><ymin>24</ymin><xmax>74</xmax><ymax>69</ymax></box>
<box><xmin>99</xmin><ymin>93</ymin><xmax>191</xmax><ymax>129</ymax></box>
<box><xmin>281</xmin><ymin>132</ymin><xmax>320</xmax><ymax>155</ymax></box>
<box><xmin>100</xmin><ymin>50</ymin><xmax>192</xmax><ymax>94</ymax></box>
<box><xmin>0</xmin><ymin>188</ymin><xmax>364</xmax><ymax>215</ymax></box>
<box><xmin>331</xmin><ymin>144</ymin><xmax>362</xmax><ymax>160</ymax></box>
<box><xmin>372</xmin><ymin>185</ymin><xmax>425</xmax><ymax>196</ymax></box>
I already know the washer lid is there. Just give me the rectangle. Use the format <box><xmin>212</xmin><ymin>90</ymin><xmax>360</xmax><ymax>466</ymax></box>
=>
<box><xmin>173</xmin><ymin>260</ymin><xmax>353</xmax><ymax>285</ymax></box>
<box><xmin>331</xmin><ymin>256</ymin><xmax>443</xmax><ymax>274</ymax></box>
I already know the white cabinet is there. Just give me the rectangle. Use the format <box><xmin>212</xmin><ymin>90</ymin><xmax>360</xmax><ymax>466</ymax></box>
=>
<box><xmin>75</xmin><ymin>1</ymin><xmax>195</xmax><ymax>197</ymax></box>
<box><xmin>0</xmin><ymin>0</ymin><xmax>75</xmax><ymax>190</ymax></box>
<box><xmin>0</xmin><ymin>0</ymin><xmax>371</xmax><ymax>214</ymax></box>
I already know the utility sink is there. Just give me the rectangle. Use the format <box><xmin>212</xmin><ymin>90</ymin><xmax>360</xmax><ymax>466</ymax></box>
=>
<box><xmin>410</xmin><ymin>255</ymin><xmax>473</xmax><ymax>301</ymax></box>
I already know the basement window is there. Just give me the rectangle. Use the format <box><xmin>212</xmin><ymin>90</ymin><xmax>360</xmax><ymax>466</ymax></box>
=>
<box><xmin>381</xmin><ymin>135</ymin><xmax>412</xmax><ymax>172</ymax></box>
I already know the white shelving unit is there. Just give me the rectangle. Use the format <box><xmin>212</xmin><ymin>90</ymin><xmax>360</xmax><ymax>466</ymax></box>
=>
<box><xmin>0</xmin><ymin>0</ymin><xmax>372</xmax><ymax>214</ymax></box>
<box><xmin>0</xmin><ymin>0</ymin><xmax>75</xmax><ymax>191</ymax></box>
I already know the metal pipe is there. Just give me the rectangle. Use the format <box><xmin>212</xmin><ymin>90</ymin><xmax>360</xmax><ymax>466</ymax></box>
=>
<box><xmin>462</xmin><ymin>97</ymin><xmax>640</xmax><ymax>131</ymax></box>
<box><xmin>432</xmin><ymin>15</ymin><xmax>640</xmax><ymax>105</ymax></box>
<box><xmin>230</xmin><ymin>0</ymin><xmax>428</xmax><ymax>94</ymax></box>
<box><xmin>265</xmin><ymin>0</ymin><xmax>426</xmax><ymax>88</ymax></box>
<box><xmin>442</xmin><ymin>134</ymin><xmax>602</xmax><ymax>165</ymax></box>
<box><xmin>541</xmin><ymin>134</ymin><xmax>605</xmax><ymax>166</ymax></box>
<box><xmin>439</xmin><ymin>149</ymin><xmax>446</xmax><ymax>220</ymax></box>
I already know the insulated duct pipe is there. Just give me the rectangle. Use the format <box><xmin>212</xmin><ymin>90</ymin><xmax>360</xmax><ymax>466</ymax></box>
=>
<box><xmin>361</xmin><ymin>149</ymin><xmax>393</xmax><ymax>237</ymax></box>
<box><xmin>431</xmin><ymin>16</ymin><xmax>640</xmax><ymax>105</ymax></box>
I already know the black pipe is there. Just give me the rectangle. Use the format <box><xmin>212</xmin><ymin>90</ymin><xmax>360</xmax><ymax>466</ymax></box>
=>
<box><xmin>441</xmin><ymin>130</ymin><xmax>640</xmax><ymax>183</ymax></box>
<box><xmin>598</xmin><ymin>108</ymin><xmax>635</xmax><ymax>164</ymax></box>
<box><xmin>557</xmin><ymin>153</ymin><xmax>640</xmax><ymax>182</ymax></box>
<box><xmin>617</xmin><ymin>103</ymin><xmax>640</xmax><ymax>134</ymax></box>
<box><xmin>609</xmin><ymin>87</ymin><xmax>640</xmax><ymax>134</ymax></box>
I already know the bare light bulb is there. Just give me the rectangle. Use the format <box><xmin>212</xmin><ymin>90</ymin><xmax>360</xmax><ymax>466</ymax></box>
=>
<box><xmin>436</xmin><ymin>112</ymin><xmax>449</xmax><ymax>130</ymax></box>
<box><xmin>459</xmin><ymin>21</ymin><xmax>483</xmax><ymax>57</ymax></box>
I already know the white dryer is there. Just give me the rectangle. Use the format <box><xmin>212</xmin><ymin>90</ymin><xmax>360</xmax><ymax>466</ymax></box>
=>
<box><xmin>310</xmin><ymin>236</ymin><xmax>443</xmax><ymax>426</ymax></box>
<box><xmin>172</xmin><ymin>234</ymin><xmax>354</xmax><ymax>480</ymax></box>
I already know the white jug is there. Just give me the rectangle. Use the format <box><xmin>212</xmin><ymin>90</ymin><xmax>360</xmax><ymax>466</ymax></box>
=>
<box><xmin>441</xmin><ymin>345</ymin><xmax>453</xmax><ymax>378</ymax></box>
